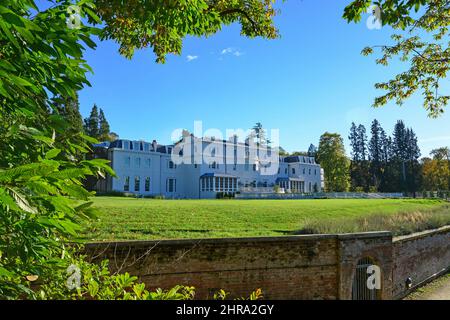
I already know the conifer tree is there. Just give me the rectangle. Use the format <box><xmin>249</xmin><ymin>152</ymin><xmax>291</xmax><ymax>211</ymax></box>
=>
<box><xmin>84</xmin><ymin>104</ymin><xmax>100</xmax><ymax>139</ymax></box>
<box><xmin>99</xmin><ymin>108</ymin><xmax>111</xmax><ymax>141</ymax></box>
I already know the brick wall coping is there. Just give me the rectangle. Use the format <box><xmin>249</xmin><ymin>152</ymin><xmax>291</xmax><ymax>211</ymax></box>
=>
<box><xmin>85</xmin><ymin>231</ymin><xmax>394</xmax><ymax>249</ymax></box>
<box><xmin>393</xmin><ymin>225</ymin><xmax>450</xmax><ymax>243</ymax></box>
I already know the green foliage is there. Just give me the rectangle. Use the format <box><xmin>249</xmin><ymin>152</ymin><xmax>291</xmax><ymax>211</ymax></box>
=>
<box><xmin>0</xmin><ymin>0</ymin><xmax>280</xmax><ymax>300</ymax></box>
<box><xmin>344</xmin><ymin>0</ymin><xmax>450</xmax><ymax>117</ymax></box>
<box><xmin>316</xmin><ymin>132</ymin><xmax>350</xmax><ymax>192</ymax></box>
<box><xmin>0</xmin><ymin>0</ymin><xmax>115</xmax><ymax>299</ymax></box>
<box><xmin>84</xmin><ymin>104</ymin><xmax>100</xmax><ymax>139</ymax></box>
<box><xmin>94</xmin><ymin>0</ymin><xmax>279</xmax><ymax>63</ymax></box>
<box><xmin>37</xmin><ymin>250</ymin><xmax>195</xmax><ymax>300</ymax></box>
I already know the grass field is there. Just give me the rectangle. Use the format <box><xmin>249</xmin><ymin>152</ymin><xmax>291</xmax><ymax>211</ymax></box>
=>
<box><xmin>82</xmin><ymin>197</ymin><xmax>450</xmax><ymax>241</ymax></box>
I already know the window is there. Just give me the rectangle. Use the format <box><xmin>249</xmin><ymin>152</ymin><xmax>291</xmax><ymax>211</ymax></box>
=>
<box><xmin>140</xmin><ymin>142</ymin><xmax>144</xmax><ymax>151</ymax></box>
<box><xmin>253</xmin><ymin>164</ymin><xmax>257</xmax><ymax>171</ymax></box>
<box><xmin>315</xmin><ymin>169</ymin><xmax>317</xmax><ymax>175</ymax></box>
<box><xmin>124</xmin><ymin>176</ymin><xmax>130</xmax><ymax>192</ymax></box>
<box><xmin>125</xmin><ymin>157</ymin><xmax>131</xmax><ymax>167</ymax></box>
<box><xmin>167</xmin><ymin>179</ymin><xmax>176</xmax><ymax>192</ymax></box>
<box><xmin>309</xmin><ymin>168</ymin><xmax>311</xmax><ymax>175</ymax></box>
<box><xmin>145</xmin><ymin>177</ymin><xmax>150</xmax><ymax>192</ymax></box>
<box><xmin>278</xmin><ymin>168</ymin><xmax>280</xmax><ymax>174</ymax></box>
<box><xmin>303</xmin><ymin>168</ymin><xmax>306</xmax><ymax>174</ymax></box>
<box><xmin>135</xmin><ymin>157</ymin><xmax>141</xmax><ymax>168</ymax></box>
<box><xmin>292</xmin><ymin>168</ymin><xmax>296</xmax><ymax>174</ymax></box>
<box><xmin>134</xmin><ymin>176</ymin><xmax>140</xmax><ymax>192</ymax></box>
<box><xmin>215</xmin><ymin>177</ymin><xmax>220</xmax><ymax>192</ymax></box>
<box><xmin>205</xmin><ymin>177</ymin><xmax>209</xmax><ymax>191</ymax></box>
<box><xmin>285</xmin><ymin>168</ymin><xmax>288</xmax><ymax>174</ymax></box>
<box><xmin>168</xmin><ymin>160</ymin><xmax>176</xmax><ymax>169</ymax></box>
<box><xmin>146</xmin><ymin>158</ymin><xmax>151</xmax><ymax>167</ymax></box>
<box><xmin>129</xmin><ymin>141</ymin><xmax>133</xmax><ymax>150</ymax></box>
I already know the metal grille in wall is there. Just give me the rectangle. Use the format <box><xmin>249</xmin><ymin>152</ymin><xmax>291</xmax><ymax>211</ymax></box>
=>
<box><xmin>352</xmin><ymin>257</ymin><xmax>380</xmax><ymax>300</ymax></box>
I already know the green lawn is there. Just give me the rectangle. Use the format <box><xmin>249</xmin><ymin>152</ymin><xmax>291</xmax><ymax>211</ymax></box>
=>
<box><xmin>82</xmin><ymin>197</ymin><xmax>450</xmax><ymax>241</ymax></box>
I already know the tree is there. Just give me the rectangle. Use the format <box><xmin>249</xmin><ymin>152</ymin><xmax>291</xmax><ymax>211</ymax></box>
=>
<box><xmin>308</xmin><ymin>144</ymin><xmax>317</xmax><ymax>157</ymax></box>
<box><xmin>95</xmin><ymin>0</ymin><xmax>279</xmax><ymax>63</ymax></box>
<box><xmin>98</xmin><ymin>108</ymin><xmax>111</xmax><ymax>141</ymax></box>
<box><xmin>52</xmin><ymin>94</ymin><xmax>86</xmax><ymax>160</ymax></box>
<box><xmin>389</xmin><ymin>121</ymin><xmax>421</xmax><ymax>193</ymax></box>
<box><xmin>0</xmin><ymin>0</ymin><xmax>279</xmax><ymax>299</ymax></box>
<box><xmin>423</xmin><ymin>147</ymin><xmax>450</xmax><ymax>191</ymax></box>
<box><xmin>369</xmin><ymin>119</ymin><xmax>384</xmax><ymax>189</ymax></box>
<box><xmin>84</xmin><ymin>104</ymin><xmax>100</xmax><ymax>138</ymax></box>
<box><xmin>53</xmin><ymin>93</ymin><xmax>84</xmax><ymax>137</ymax></box>
<box><xmin>357</xmin><ymin>124</ymin><xmax>368</xmax><ymax>161</ymax></box>
<box><xmin>316</xmin><ymin>132</ymin><xmax>350</xmax><ymax>192</ymax></box>
<box><xmin>249</xmin><ymin>122</ymin><xmax>271</xmax><ymax>146</ymax></box>
<box><xmin>349</xmin><ymin>123</ymin><xmax>370</xmax><ymax>191</ymax></box>
<box><xmin>344</xmin><ymin>1</ymin><xmax>450</xmax><ymax>117</ymax></box>
<box><xmin>349</xmin><ymin>122</ymin><xmax>360</xmax><ymax>161</ymax></box>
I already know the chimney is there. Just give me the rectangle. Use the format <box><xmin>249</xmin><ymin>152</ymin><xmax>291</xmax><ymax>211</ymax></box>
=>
<box><xmin>152</xmin><ymin>140</ymin><xmax>157</xmax><ymax>152</ymax></box>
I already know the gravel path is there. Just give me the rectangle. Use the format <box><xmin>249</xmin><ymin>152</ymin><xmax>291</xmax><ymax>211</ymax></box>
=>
<box><xmin>405</xmin><ymin>274</ymin><xmax>450</xmax><ymax>300</ymax></box>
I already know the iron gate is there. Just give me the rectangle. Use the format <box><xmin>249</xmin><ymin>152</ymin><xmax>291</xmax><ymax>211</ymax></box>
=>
<box><xmin>351</xmin><ymin>257</ymin><xmax>380</xmax><ymax>300</ymax></box>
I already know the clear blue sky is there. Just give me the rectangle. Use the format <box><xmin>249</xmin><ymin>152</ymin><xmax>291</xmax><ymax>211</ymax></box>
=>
<box><xmin>76</xmin><ymin>0</ymin><xmax>450</xmax><ymax>157</ymax></box>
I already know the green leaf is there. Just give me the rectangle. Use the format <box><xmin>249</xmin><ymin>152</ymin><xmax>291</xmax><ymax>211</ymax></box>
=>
<box><xmin>45</xmin><ymin>148</ymin><xmax>61</xmax><ymax>160</ymax></box>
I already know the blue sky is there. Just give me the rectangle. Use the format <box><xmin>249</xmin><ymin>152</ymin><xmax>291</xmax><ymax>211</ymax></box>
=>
<box><xmin>76</xmin><ymin>0</ymin><xmax>450</xmax><ymax>157</ymax></box>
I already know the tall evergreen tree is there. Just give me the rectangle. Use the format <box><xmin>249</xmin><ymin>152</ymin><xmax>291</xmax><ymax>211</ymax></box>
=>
<box><xmin>349</xmin><ymin>123</ymin><xmax>370</xmax><ymax>191</ymax></box>
<box><xmin>369</xmin><ymin>120</ymin><xmax>382</xmax><ymax>163</ymax></box>
<box><xmin>52</xmin><ymin>93</ymin><xmax>85</xmax><ymax>161</ymax></box>
<box><xmin>99</xmin><ymin>108</ymin><xmax>111</xmax><ymax>141</ymax></box>
<box><xmin>357</xmin><ymin>124</ymin><xmax>368</xmax><ymax>161</ymax></box>
<box><xmin>404</xmin><ymin>128</ymin><xmax>421</xmax><ymax>194</ymax></box>
<box><xmin>308</xmin><ymin>144</ymin><xmax>317</xmax><ymax>157</ymax></box>
<box><xmin>369</xmin><ymin>119</ymin><xmax>383</xmax><ymax>190</ymax></box>
<box><xmin>84</xmin><ymin>104</ymin><xmax>100</xmax><ymax>139</ymax></box>
<box><xmin>392</xmin><ymin>120</ymin><xmax>408</xmax><ymax>161</ymax></box>
<box><xmin>53</xmin><ymin>93</ymin><xmax>83</xmax><ymax>136</ymax></box>
<box><xmin>380</xmin><ymin>129</ymin><xmax>391</xmax><ymax>163</ymax></box>
<box><xmin>349</xmin><ymin>122</ymin><xmax>360</xmax><ymax>161</ymax></box>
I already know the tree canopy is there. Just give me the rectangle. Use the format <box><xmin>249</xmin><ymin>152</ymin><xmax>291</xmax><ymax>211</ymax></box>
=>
<box><xmin>94</xmin><ymin>0</ymin><xmax>279</xmax><ymax>63</ymax></box>
<box><xmin>344</xmin><ymin>0</ymin><xmax>450</xmax><ymax>117</ymax></box>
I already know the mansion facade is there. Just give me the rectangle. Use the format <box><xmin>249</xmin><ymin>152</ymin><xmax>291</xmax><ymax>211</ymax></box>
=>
<box><xmin>93</xmin><ymin>135</ymin><xmax>324</xmax><ymax>199</ymax></box>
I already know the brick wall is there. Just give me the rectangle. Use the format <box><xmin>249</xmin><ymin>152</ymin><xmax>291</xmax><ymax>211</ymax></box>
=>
<box><xmin>84</xmin><ymin>228</ymin><xmax>450</xmax><ymax>300</ymax></box>
<box><xmin>392</xmin><ymin>226</ymin><xmax>450</xmax><ymax>299</ymax></box>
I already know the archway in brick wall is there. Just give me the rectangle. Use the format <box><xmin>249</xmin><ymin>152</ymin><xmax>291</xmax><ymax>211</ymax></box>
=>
<box><xmin>351</xmin><ymin>257</ymin><xmax>382</xmax><ymax>300</ymax></box>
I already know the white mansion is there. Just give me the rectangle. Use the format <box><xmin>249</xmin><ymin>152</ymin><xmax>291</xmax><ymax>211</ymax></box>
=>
<box><xmin>93</xmin><ymin>134</ymin><xmax>324</xmax><ymax>199</ymax></box>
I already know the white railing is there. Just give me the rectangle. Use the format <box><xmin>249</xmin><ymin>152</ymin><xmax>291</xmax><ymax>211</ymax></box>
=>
<box><xmin>235</xmin><ymin>192</ymin><xmax>405</xmax><ymax>200</ymax></box>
